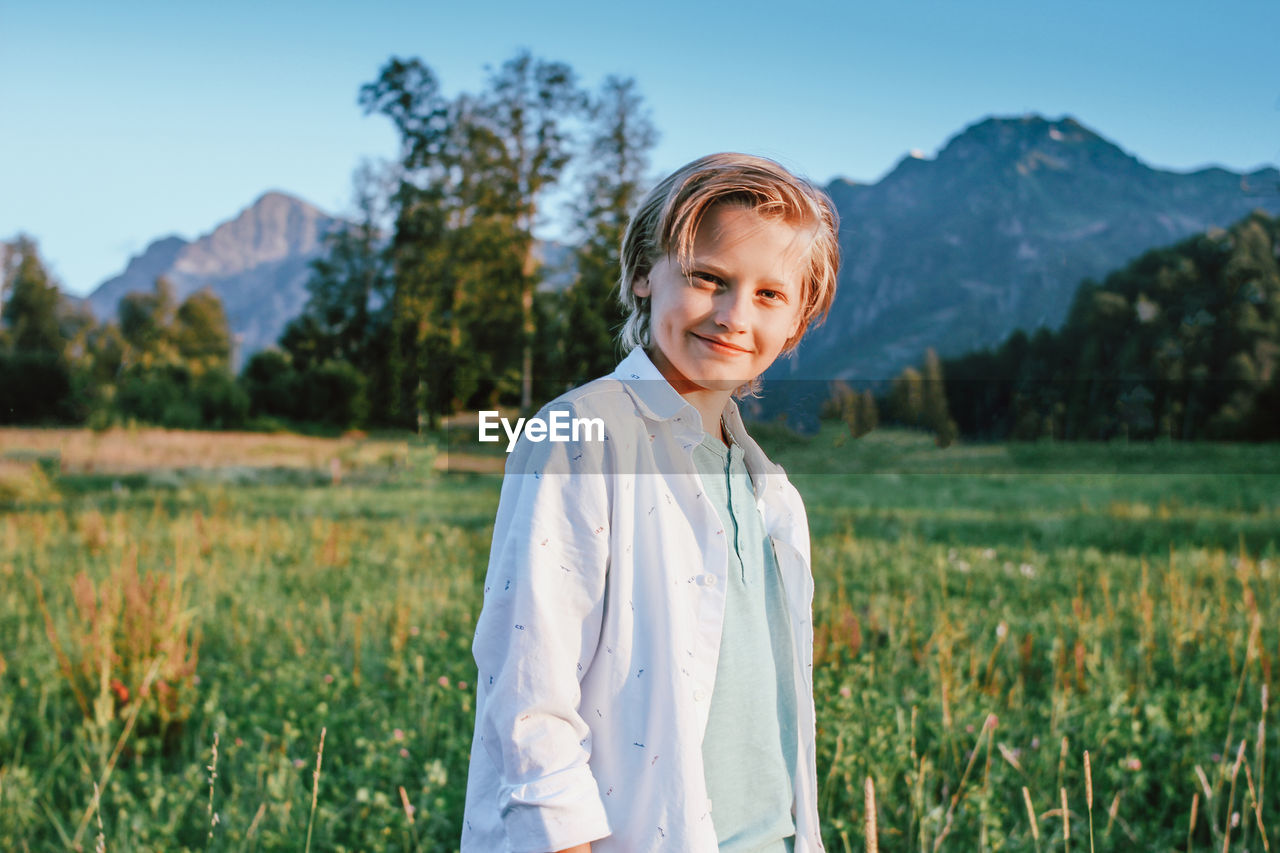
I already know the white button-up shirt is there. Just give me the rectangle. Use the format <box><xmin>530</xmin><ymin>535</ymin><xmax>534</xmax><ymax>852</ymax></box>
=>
<box><xmin>462</xmin><ymin>348</ymin><xmax>823</xmax><ymax>853</ymax></box>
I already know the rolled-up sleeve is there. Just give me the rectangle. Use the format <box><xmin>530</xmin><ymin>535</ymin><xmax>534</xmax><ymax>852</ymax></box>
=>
<box><xmin>471</xmin><ymin>401</ymin><xmax>612</xmax><ymax>852</ymax></box>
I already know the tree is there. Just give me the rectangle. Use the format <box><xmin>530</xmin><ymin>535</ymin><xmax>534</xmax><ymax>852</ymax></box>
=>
<box><xmin>556</xmin><ymin>76</ymin><xmax>658</xmax><ymax>388</ymax></box>
<box><xmin>0</xmin><ymin>237</ymin><xmax>79</xmax><ymax>423</ymax></box>
<box><xmin>360</xmin><ymin>52</ymin><xmax>585</xmax><ymax>426</ymax></box>
<box><xmin>921</xmin><ymin>348</ymin><xmax>958</xmax><ymax>447</ymax></box>
<box><xmin>941</xmin><ymin>210</ymin><xmax>1280</xmax><ymax>441</ymax></box>
<box><xmin>110</xmin><ymin>279</ymin><xmax>248</xmax><ymax>429</ymax></box>
<box><xmin>889</xmin><ymin>366</ymin><xmax>924</xmax><ymax>427</ymax></box>
<box><xmin>240</xmin><ymin>349</ymin><xmax>295</xmax><ymax>419</ymax></box>
<box><xmin>172</xmin><ymin>287</ymin><xmax>232</xmax><ymax>369</ymax></box>
<box><xmin>362</xmin><ymin>57</ymin><xmax>488</xmax><ymax>428</ymax></box>
<box><xmin>822</xmin><ymin>380</ymin><xmax>879</xmax><ymax>439</ymax></box>
<box><xmin>858</xmin><ymin>390</ymin><xmax>880</xmax><ymax>436</ymax></box>
<box><xmin>279</xmin><ymin>162</ymin><xmax>395</xmax><ymax>422</ymax></box>
<box><xmin>483</xmin><ymin>51</ymin><xmax>585</xmax><ymax>412</ymax></box>
<box><xmin>119</xmin><ymin>277</ymin><xmax>179</xmax><ymax>368</ymax></box>
<box><xmin>2</xmin><ymin>236</ymin><xmax>63</xmax><ymax>355</ymax></box>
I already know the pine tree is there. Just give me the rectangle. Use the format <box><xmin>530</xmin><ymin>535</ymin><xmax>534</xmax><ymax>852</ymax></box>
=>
<box><xmin>921</xmin><ymin>348</ymin><xmax>958</xmax><ymax>447</ymax></box>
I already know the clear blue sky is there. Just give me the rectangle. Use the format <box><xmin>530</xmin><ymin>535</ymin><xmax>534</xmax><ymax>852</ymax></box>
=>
<box><xmin>2</xmin><ymin>0</ymin><xmax>1277</xmax><ymax>297</ymax></box>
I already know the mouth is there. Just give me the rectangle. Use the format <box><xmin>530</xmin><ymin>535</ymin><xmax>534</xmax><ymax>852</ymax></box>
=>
<box><xmin>692</xmin><ymin>332</ymin><xmax>752</xmax><ymax>355</ymax></box>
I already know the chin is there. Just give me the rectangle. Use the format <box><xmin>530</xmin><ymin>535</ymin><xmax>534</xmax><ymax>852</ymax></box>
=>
<box><xmin>688</xmin><ymin>373</ymin><xmax>749</xmax><ymax>393</ymax></box>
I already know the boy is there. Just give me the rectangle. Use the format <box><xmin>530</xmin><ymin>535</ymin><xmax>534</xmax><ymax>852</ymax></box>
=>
<box><xmin>462</xmin><ymin>153</ymin><xmax>839</xmax><ymax>852</ymax></box>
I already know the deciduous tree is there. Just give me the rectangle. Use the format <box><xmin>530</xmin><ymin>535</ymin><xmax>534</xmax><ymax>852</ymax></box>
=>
<box><xmin>555</xmin><ymin>75</ymin><xmax>657</xmax><ymax>388</ymax></box>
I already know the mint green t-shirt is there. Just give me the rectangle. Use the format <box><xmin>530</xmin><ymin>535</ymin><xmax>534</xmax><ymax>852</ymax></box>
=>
<box><xmin>692</xmin><ymin>431</ymin><xmax>797</xmax><ymax>852</ymax></box>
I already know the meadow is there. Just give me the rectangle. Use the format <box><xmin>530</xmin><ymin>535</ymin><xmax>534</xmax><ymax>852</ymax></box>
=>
<box><xmin>1</xmin><ymin>425</ymin><xmax>1277</xmax><ymax>851</ymax></box>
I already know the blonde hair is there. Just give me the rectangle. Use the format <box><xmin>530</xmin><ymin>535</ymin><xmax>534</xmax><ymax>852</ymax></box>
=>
<box><xmin>617</xmin><ymin>152</ymin><xmax>840</xmax><ymax>359</ymax></box>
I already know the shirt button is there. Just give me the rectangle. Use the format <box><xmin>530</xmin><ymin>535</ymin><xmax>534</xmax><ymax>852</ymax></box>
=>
<box><xmin>702</xmin><ymin>574</ymin><xmax>717</xmax><ymax>587</ymax></box>
<box><xmin>694</xmin><ymin>688</ymin><xmax>707</xmax><ymax>702</ymax></box>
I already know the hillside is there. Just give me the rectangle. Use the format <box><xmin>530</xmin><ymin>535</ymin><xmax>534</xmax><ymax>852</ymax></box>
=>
<box><xmin>943</xmin><ymin>209</ymin><xmax>1280</xmax><ymax>440</ymax></box>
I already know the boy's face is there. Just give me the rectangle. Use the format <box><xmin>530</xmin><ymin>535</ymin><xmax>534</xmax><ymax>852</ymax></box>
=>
<box><xmin>633</xmin><ymin>203</ymin><xmax>808</xmax><ymax>395</ymax></box>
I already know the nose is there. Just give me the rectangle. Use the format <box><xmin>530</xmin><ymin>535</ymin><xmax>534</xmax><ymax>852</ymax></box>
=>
<box><xmin>711</xmin><ymin>287</ymin><xmax>751</xmax><ymax>333</ymax></box>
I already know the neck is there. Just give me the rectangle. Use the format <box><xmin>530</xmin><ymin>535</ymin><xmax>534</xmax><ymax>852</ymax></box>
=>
<box><xmin>687</xmin><ymin>389</ymin><xmax>732</xmax><ymax>443</ymax></box>
<box><xmin>644</xmin><ymin>347</ymin><xmax>733</xmax><ymax>443</ymax></box>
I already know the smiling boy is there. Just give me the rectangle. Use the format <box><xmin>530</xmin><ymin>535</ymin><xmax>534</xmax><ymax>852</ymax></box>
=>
<box><xmin>462</xmin><ymin>153</ymin><xmax>840</xmax><ymax>853</ymax></box>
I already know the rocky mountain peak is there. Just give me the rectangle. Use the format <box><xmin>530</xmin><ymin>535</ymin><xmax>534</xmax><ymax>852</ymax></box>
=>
<box><xmin>171</xmin><ymin>191</ymin><xmax>337</xmax><ymax>279</ymax></box>
<box><xmin>86</xmin><ymin>191</ymin><xmax>346</xmax><ymax>363</ymax></box>
<box><xmin>925</xmin><ymin>114</ymin><xmax>1139</xmax><ymax>176</ymax></box>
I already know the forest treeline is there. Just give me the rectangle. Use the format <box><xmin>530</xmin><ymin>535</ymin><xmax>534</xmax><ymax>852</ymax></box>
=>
<box><xmin>940</xmin><ymin>210</ymin><xmax>1280</xmax><ymax>441</ymax></box>
<box><xmin>3</xmin><ymin>51</ymin><xmax>1278</xmax><ymax>440</ymax></box>
<box><xmin>1</xmin><ymin>51</ymin><xmax>654</xmax><ymax>432</ymax></box>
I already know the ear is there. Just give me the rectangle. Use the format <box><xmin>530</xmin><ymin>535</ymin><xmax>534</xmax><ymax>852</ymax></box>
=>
<box><xmin>632</xmin><ymin>274</ymin><xmax>651</xmax><ymax>299</ymax></box>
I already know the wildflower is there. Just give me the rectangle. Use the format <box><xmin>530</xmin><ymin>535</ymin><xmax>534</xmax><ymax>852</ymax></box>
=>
<box><xmin>1019</xmin><ymin>563</ymin><xmax>1036</xmax><ymax>579</ymax></box>
<box><xmin>234</xmin><ymin>737</ymin><xmax>244</xmax><ymax>747</ymax></box>
<box><xmin>839</xmin><ymin>686</ymin><xmax>852</xmax><ymax>699</ymax></box>
<box><xmin>437</xmin><ymin>675</ymin><xmax>451</xmax><ymax>688</ymax></box>
<box><xmin>323</xmin><ymin>673</ymin><xmax>335</xmax><ymax>684</ymax></box>
<box><xmin>400</xmin><ymin>748</ymin><xmax>410</xmax><ymax>759</ymax></box>
<box><xmin>955</xmin><ymin>560</ymin><xmax>971</xmax><ymax>573</ymax></box>
<box><xmin>986</xmin><ymin>714</ymin><xmax>999</xmax><ymax>730</ymax></box>
<box><xmin>459</xmin><ymin>681</ymin><xmax>468</xmax><ymax>691</ymax></box>
<box><xmin>109</xmin><ymin>678</ymin><xmax>129</xmax><ymax>704</ymax></box>
<box><xmin>410</xmin><ymin>626</ymin><xmax>420</xmax><ymax>636</ymax></box>
<box><xmin>393</xmin><ymin>728</ymin><xmax>405</xmax><ymax>741</ymax></box>
<box><xmin>1124</xmin><ymin>757</ymin><xmax>1142</xmax><ymax>771</ymax></box>
<box><xmin>996</xmin><ymin>622</ymin><xmax>1008</xmax><ymax>640</ymax></box>
<box><xmin>1031</xmin><ymin>737</ymin><xmax>1041</xmax><ymax>749</ymax></box>
<box><xmin>981</xmin><ymin>548</ymin><xmax>996</xmax><ymax>560</ymax></box>
<box><xmin>293</xmin><ymin>758</ymin><xmax>306</xmax><ymax>769</ymax></box>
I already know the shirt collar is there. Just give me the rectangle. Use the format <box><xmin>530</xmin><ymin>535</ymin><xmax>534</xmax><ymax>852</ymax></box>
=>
<box><xmin>722</xmin><ymin>396</ymin><xmax>782</xmax><ymax>495</ymax></box>
<box><xmin>611</xmin><ymin>347</ymin><xmax>702</xmax><ymax>426</ymax></box>
<box><xmin>612</xmin><ymin>348</ymin><xmax>780</xmax><ymax>490</ymax></box>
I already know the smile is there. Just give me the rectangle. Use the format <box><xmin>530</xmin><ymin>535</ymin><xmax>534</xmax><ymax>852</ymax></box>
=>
<box><xmin>691</xmin><ymin>333</ymin><xmax>752</xmax><ymax>355</ymax></box>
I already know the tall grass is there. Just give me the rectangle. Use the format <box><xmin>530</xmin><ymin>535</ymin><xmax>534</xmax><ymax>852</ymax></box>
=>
<box><xmin>0</xmin><ymin>427</ymin><xmax>1276</xmax><ymax>849</ymax></box>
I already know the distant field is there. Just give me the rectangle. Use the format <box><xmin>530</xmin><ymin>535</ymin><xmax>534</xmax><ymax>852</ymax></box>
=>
<box><xmin>1</xmin><ymin>426</ymin><xmax>1277</xmax><ymax>850</ymax></box>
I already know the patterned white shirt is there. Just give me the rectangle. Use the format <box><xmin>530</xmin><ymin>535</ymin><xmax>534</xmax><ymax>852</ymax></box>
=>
<box><xmin>461</xmin><ymin>347</ymin><xmax>824</xmax><ymax>853</ymax></box>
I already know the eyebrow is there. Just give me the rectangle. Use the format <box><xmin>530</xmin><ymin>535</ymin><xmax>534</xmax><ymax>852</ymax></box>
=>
<box><xmin>688</xmin><ymin>259</ymin><xmax>797</xmax><ymax>293</ymax></box>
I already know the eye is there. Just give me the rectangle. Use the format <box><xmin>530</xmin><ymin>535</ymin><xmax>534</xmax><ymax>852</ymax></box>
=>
<box><xmin>689</xmin><ymin>271</ymin><xmax>723</xmax><ymax>289</ymax></box>
<box><xmin>759</xmin><ymin>288</ymin><xmax>788</xmax><ymax>303</ymax></box>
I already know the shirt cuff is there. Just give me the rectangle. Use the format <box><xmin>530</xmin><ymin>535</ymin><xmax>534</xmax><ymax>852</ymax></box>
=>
<box><xmin>501</xmin><ymin>765</ymin><xmax>611</xmax><ymax>853</ymax></box>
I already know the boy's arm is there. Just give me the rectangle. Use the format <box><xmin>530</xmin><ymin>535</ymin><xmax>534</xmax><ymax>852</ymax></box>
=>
<box><xmin>472</xmin><ymin>402</ymin><xmax>613</xmax><ymax>852</ymax></box>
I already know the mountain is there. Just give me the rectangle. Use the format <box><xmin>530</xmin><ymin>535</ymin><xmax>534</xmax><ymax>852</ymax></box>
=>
<box><xmin>769</xmin><ymin>115</ymin><xmax>1280</xmax><ymax>418</ymax></box>
<box><xmin>87</xmin><ymin>191</ymin><xmax>344</xmax><ymax>363</ymax></box>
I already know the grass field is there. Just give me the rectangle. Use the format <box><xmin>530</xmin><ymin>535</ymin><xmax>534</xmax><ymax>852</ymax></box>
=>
<box><xmin>1</xmin><ymin>425</ymin><xmax>1277</xmax><ymax>851</ymax></box>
